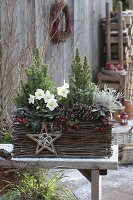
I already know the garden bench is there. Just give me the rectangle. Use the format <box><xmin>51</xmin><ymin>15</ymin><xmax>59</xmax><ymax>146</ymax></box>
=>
<box><xmin>0</xmin><ymin>144</ymin><xmax>118</xmax><ymax>200</ymax></box>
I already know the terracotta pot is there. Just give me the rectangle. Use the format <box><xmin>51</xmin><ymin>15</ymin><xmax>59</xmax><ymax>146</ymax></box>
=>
<box><xmin>123</xmin><ymin>99</ymin><xmax>133</xmax><ymax>120</ymax></box>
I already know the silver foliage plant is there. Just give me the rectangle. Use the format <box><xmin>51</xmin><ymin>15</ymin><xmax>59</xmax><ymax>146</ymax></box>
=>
<box><xmin>93</xmin><ymin>85</ymin><xmax>124</xmax><ymax>113</ymax></box>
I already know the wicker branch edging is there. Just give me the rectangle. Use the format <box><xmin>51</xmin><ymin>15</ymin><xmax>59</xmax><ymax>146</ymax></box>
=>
<box><xmin>12</xmin><ymin>121</ymin><xmax>113</xmax><ymax>158</ymax></box>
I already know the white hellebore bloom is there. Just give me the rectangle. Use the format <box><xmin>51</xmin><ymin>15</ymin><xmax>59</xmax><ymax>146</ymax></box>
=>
<box><xmin>57</xmin><ymin>85</ymin><xmax>69</xmax><ymax>98</ymax></box>
<box><xmin>46</xmin><ymin>98</ymin><xmax>58</xmax><ymax>111</ymax></box>
<box><xmin>63</xmin><ymin>79</ymin><xmax>69</xmax><ymax>89</ymax></box>
<box><xmin>35</xmin><ymin>89</ymin><xmax>45</xmax><ymax>100</ymax></box>
<box><xmin>28</xmin><ymin>94</ymin><xmax>35</xmax><ymax>104</ymax></box>
<box><xmin>44</xmin><ymin>90</ymin><xmax>55</xmax><ymax>103</ymax></box>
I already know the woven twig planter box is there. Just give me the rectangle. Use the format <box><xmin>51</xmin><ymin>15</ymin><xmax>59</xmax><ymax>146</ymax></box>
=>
<box><xmin>12</xmin><ymin>121</ymin><xmax>113</xmax><ymax>158</ymax></box>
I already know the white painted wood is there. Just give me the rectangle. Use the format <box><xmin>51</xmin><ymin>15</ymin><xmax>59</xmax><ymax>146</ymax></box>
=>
<box><xmin>112</xmin><ymin>121</ymin><xmax>133</xmax><ymax>144</ymax></box>
<box><xmin>91</xmin><ymin>170</ymin><xmax>102</xmax><ymax>200</ymax></box>
<box><xmin>0</xmin><ymin>144</ymin><xmax>13</xmax><ymax>153</ymax></box>
<box><xmin>112</xmin><ymin>121</ymin><xmax>133</xmax><ymax>164</ymax></box>
<box><xmin>0</xmin><ymin>144</ymin><xmax>117</xmax><ymax>200</ymax></box>
<box><xmin>0</xmin><ymin>145</ymin><xmax>118</xmax><ymax>170</ymax></box>
<box><xmin>120</xmin><ymin>146</ymin><xmax>133</xmax><ymax>164</ymax></box>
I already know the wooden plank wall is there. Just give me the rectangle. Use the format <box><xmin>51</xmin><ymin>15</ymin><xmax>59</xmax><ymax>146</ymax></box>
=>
<box><xmin>0</xmin><ymin>0</ymin><xmax>111</xmax><ymax>117</ymax></box>
<box><xmin>128</xmin><ymin>1</ymin><xmax>133</xmax><ymax>99</ymax></box>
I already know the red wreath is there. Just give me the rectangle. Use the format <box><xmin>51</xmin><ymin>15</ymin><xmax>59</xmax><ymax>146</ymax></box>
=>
<box><xmin>50</xmin><ymin>1</ymin><xmax>72</xmax><ymax>43</ymax></box>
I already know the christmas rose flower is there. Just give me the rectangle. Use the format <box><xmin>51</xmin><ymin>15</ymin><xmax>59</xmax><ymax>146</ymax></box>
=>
<box><xmin>63</xmin><ymin>79</ymin><xmax>69</xmax><ymax>88</ymax></box>
<box><xmin>35</xmin><ymin>89</ymin><xmax>45</xmax><ymax>100</ymax></box>
<box><xmin>46</xmin><ymin>98</ymin><xmax>58</xmax><ymax>111</ymax></box>
<box><xmin>57</xmin><ymin>85</ymin><xmax>69</xmax><ymax>98</ymax></box>
<box><xmin>44</xmin><ymin>90</ymin><xmax>55</xmax><ymax>103</ymax></box>
<box><xmin>28</xmin><ymin>94</ymin><xmax>35</xmax><ymax>104</ymax></box>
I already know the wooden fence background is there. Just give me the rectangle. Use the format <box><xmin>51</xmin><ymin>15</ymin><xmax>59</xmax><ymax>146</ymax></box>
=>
<box><xmin>0</xmin><ymin>0</ymin><xmax>112</xmax><ymax>119</ymax></box>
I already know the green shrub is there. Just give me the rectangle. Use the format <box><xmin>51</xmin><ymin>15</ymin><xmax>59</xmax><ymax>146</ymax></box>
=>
<box><xmin>69</xmin><ymin>48</ymin><xmax>95</xmax><ymax>106</ymax></box>
<box><xmin>13</xmin><ymin>49</ymin><xmax>55</xmax><ymax>107</ymax></box>
<box><xmin>1</xmin><ymin>169</ymin><xmax>77</xmax><ymax>200</ymax></box>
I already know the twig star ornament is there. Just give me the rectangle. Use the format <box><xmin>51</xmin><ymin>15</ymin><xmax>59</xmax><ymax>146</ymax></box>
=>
<box><xmin>26</xmin><ymin>121</ymin><xmax>62</xmax><ymax>155</ymax></box>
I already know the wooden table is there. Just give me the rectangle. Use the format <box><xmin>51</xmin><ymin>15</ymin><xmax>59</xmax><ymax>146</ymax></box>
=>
<box><xmin>0</xmin><ymin>144</ymin><xmax>118</xmax><ymax>200</ymax></box>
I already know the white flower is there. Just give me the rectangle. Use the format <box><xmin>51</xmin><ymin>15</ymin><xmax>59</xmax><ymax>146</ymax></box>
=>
<box><xmin>57</xmin><ymin>85</ymin><xmax>69</xmax><ymax>98</ymax></box>
<box><xmin>44</xmin><ymin>90</ymin><xmax>55</xmax><ymax>103</ymax></box>
<box><xmin>64</xmin><ymin>79</ymin><xmax>69</xmax><ymax>88</ymax></box>
<box><xmin>35</xmin><ymin>89</ymin><xmax>45</xmax><ymax>100</ymax></box>
<box><xmin>28</xmin><ymin>94</ymin><xmax>35</xmax><ymax>104</ymax></box>
<box><xmin>64</xmin><ymin>82</ymin><xmax>69</xmax><ymax>89</ymax></box>
<box><xmin>46</xmin><ymin>98</ymin><xmax>58</xmax><ymax>111</ymax></box>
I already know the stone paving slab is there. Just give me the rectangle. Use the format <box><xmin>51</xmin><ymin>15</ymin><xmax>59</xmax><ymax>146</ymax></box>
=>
<box><xmin>62</xmin><ymin>165</ymin><xmax>133</xmax><ymax>200</ymax></box>
<box><xmin>103</xmin><ymin>191</ymin><xmax>133</xmax><ymax>200</ymax></box>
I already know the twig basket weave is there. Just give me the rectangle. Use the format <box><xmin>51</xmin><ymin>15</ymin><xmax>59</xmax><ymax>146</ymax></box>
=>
<box><xmin>12</xmin><ymin>121</ymin><xmax>113</xmax><ymax>158</ymax></box>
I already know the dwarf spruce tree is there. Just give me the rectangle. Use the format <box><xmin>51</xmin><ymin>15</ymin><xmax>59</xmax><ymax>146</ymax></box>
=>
<box><xmin>69</xmin><ymin>48</ymin><xmax>95</xmax><ymax>105</ymax></box>
<box><xmin>14</xmin><ymin>49</ymin><xmax>55</xmax><ymax>107</ymax></box>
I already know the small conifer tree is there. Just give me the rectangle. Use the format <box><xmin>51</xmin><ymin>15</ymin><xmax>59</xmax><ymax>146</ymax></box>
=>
<box><xmin>14</xmin><ymin>49</ymin><xmax>55</xmax><ymax>107</ymax></box>
<box><xmin>69</xmin><ymin>48</ymin><xmax>95</xmax><ymax>105</ymax></box>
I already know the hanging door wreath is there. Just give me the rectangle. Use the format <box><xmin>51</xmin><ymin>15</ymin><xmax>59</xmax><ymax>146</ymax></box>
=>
<box><xmin>50</xmin><ymin>1</ymin><xmax>72</xmax><ymax>43</ymax></box>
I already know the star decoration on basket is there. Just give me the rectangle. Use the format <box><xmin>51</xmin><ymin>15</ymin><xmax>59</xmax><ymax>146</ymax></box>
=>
<box><xmin>26</xmin><ymin>121</ymin><xmax>62</xmax><ymax>155</ymax></box>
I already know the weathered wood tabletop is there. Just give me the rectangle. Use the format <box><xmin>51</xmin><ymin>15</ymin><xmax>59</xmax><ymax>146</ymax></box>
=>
<box><xmin>0</xmin><ymin>144</ymin><xmax>118</xmax><ymax>200</ymax></box>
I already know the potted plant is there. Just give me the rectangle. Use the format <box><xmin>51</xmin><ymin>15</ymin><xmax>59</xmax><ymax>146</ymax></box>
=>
<box><xmin>12</xmin><ymin>49</ymin><xmax>119</xmax><ymax>158</ymax></box>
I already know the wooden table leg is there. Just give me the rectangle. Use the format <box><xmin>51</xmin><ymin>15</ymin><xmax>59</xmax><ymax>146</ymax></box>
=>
<box><xmin>91</xmin><ymin>170</ymin><xmax>102</xmax><ymax>200</ymax></box>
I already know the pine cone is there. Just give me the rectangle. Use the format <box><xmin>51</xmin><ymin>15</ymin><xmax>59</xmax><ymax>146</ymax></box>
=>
<box><xmin>72</xmin><ymin>103</ymin><xmax>92</xmax><ymax>121</ymax></box>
